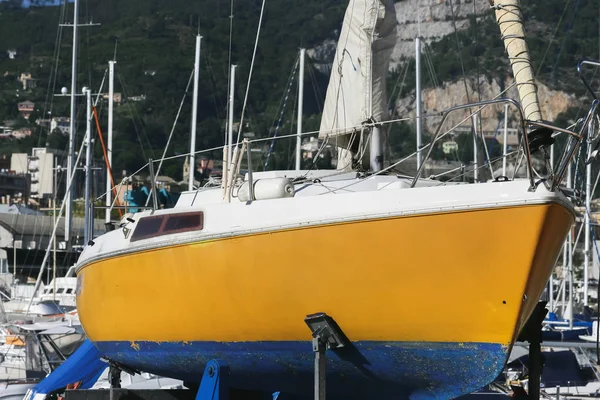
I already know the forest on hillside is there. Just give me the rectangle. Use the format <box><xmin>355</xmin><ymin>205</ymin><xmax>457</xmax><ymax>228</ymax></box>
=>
<box><xmin>0</xmin><ymin>0</ymin><xmax>599</xmax><ymax>181</ymax></box>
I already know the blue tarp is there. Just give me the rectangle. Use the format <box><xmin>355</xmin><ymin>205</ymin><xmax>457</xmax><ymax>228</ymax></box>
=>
<box><xmin>26</xmin><ymin>339</ymin><xmax>107</xmax><ymax>399</ymax></box>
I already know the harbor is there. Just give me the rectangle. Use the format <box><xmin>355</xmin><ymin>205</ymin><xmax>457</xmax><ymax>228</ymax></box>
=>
<box><xmin>1</xmin><ymin>0</ymin><xmax>600</xmax><ymax>398</ymax></box>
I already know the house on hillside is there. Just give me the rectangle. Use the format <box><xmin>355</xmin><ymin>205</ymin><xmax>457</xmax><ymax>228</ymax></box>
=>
<box><xmin>50</xmin><ymin>117</ymin><xmax>70</xmax><ymax>135</ymax></box>
<box><xmin>17</xmin><ymin>101</ymin><xmax>35</xmax><ymax>120</ymax></box>
<box><xmin>18</xmin><ymin>73</ymin><xmax>36</xmax><ymax>90</ymax></box>
<box><xmin>102</xmin><ymin>92</ymin><xmax>122</xmax><ymax>104</ymax></box>
<box><xmin>12</xmin><ymin>128</ymin><xmax>33</xmax><ymax>139</ymax></box>
<box><xmin>6</xmin><ymin>50</ymin><xmax>17</xmax><ymax>59</ymax></box>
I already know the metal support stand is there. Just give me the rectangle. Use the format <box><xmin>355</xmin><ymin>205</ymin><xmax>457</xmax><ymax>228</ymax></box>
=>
<box><xmin>108</xmin><ymin>364</ymin><xmax>121</xmax><ymax>389</ymax></box>
<box><xmin>196</xmin><ymin>360</ymin><xmax>229</xmax><ymax>400</ymax></box>
<box><xmin>305</xmin><ymin>313</ymin><xmax>349</xmax><ymax>400</ymax></box>
<box><xmin>514</xmin><ymin>301</ymin><xmax>547</xmax><ymax>400</ymax></box>
<box><xmin>313</xmin><ymin>338</ymin><xmax>326</xmax><ymax>400</ymax></box>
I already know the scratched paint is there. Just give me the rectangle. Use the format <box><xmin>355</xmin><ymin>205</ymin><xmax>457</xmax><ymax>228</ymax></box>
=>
<box><xmin>94</xmin><ymin>340</ymin><xmax>507</xmax><ymax>400</ymax></box>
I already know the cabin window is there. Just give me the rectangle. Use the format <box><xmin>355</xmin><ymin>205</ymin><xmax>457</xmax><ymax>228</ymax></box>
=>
<box><xmin>57</xmin><ymin>288</ymin><xmax>65</xmax><ymax>294</ymax></box>
<box><xmin>130</xmin><ymin>216</ymin><xmax>165</xmax><ymax>242</ymax></box>
<box><xmin>131</xmin><ymin>212</ymin><xmax>204</xmax><ymax>242</ymax></box>
<box><xmin>66</xmin><ymin>289</ymin><xmax>73</xmax><ymax>294</ymax></box>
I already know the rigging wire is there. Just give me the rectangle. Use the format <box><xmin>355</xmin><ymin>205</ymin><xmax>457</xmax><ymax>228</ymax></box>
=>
<box><xmin>306</xmin><ymin>58</ymin><xmax>323</xmax><ymax>112</ymax></box>
<box><xmin>263</xmin><ymin>55</ymin><xmax>299</xmax><ymax>170</ymax></box>
<box><xmin>235</xmin><ymin>0</ymin><xmax>267</xmax><ymax>146</ymax></box>
<box><xmin>144</xmin><ymin>69</ymin><xmax>195</xmax><ymax>207</ymax></box>
<box><xmin>116</xmin><ymin>72</ymin><xmax>153</xmax><ymax>162</ymax></box>
<box><xmin>551</xmin><ymin>0</ymin><xmax>582</xmax><ymax>83</ymax></box>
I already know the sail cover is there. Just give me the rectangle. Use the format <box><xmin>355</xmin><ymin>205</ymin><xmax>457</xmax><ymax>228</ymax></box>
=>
<box><xmin>318</xmin><ymin>0</ymin><xmax>397</xmax><ymax>140</ymax></box>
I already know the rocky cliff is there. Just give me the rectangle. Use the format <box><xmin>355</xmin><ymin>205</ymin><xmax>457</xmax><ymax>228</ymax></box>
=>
<box><xmin>395</xmin><ymin>75</ymin><xmax>578</xmax><ymax>133</ymax></box>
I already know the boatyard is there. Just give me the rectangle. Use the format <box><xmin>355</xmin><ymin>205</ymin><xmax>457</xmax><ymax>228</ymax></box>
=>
<box><xmin>1</xmin><ymin>0</ymin><xmax>600</xmax><ymax>399</ymax></box>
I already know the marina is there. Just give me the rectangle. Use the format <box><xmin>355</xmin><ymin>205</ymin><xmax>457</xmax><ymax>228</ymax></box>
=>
<box><xmin>1</xmin><ymin>0</ymin><xmax>600</xmax><ymax>399</ymax></box>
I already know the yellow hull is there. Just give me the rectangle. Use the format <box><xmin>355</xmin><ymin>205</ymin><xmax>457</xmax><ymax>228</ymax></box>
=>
<box><xmin>76</xmin><ymin>203</ymin><xmax>572</xmax><ymax>346</ymax></box>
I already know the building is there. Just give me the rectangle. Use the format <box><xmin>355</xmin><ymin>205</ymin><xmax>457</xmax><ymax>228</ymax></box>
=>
<box><xmin>17</xmin><ymin>100</ymin><xmax>35</xmax><ymax>120</ymax></box>
<box><xmin>6</xmin><ymin>50</ymin><xmax>17</xmax><ymax>59</ymax></box>
<box><xmin>102</xmin><ymin>92</ymin><xmax>123</xmax><ymax>104</ymax></box>
<box><xmin>0</xmin><ymin>171</ymin><xmax>29</xmax><ymax>202</ymax></box>
<box><xmin>442</xmin><ymin>141</ymin><xmax>459</xmax><ymax>155</ymax></box>
<box><xmin>10</xmin><ymin>148</ymin><xmax>66</xmax><ymax>207</ymax></box>
<box><xmin>128</xmin><ymin>94</ymin><xmax>146</xmax><ymax>102</ymax></box>
<box><xmin>0</xmin><ymin>126</ymin><xmax>11</xmax><ymax>139</ymax></box>
<box><xmin>18</xmin><ymin>72</ymin><xmax>36</xmax><ymax>90</ymax></box>
<box><xmin>50</xmin><ymin>117</ymin><xmax>70</xmax><ymax>135</ymax></box>
<box><xmin>11</xmin><ymin>127</ymin><xmax>32</xmax><ymax>139</ymax></box>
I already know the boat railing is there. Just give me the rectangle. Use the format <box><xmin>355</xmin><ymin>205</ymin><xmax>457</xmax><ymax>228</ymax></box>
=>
<box><xmin>411</xmin><ymin>96</ymin><xmax>595</xmax><ymax>192</ymax></box>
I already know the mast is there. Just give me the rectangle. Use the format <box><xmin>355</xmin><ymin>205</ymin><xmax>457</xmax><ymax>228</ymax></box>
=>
<box><xmin>502</xmin><ymin>104</ymin><xmax>508</xmax><ymax>176</ymax></box>
<box><xmin>189</xmin><ymin>35</ymin><xmax>202</xmax><ymax>190</ymax></box>
<box><xmin>584</xmin><ymin>125</ymin><xmax>592</xmax><ymax>306</ymax></box>
<box><xmin>567</xmin><ymin>162</ymin><xmax>573</xmax><ymax>328</ymax></box>
<box><xmin>65</xmin><ymin>0</ymin><xmax>79</xmax><ymax>244</ymax></box>
<box><xmin>415</xmin><ymin>36</ymin><xmax>423</xmax><ymax>171</ymax></box>
<box><xmin>472</xmin><ymin>114</ymin><xmax>479</xmax><ymax>182</ymax></box>
<box><xmin>295</xmin><ymin>48</ymin><xmax>305</xmax><ymax>171</ymax></box>
<box><xmin>106</xmin><ymin>60</ymin><xmax>115</xmax><ymax>223</ymax></box>
<box><xmin>84</xmin><ymin>87</ymin><xmax>92</xmax><ymax>245</ymax></box>
<box><xmin>227</xmin><ymin>65</ymin><xmax>236</xmax><ymax>173</ymax></box>
<box><xmin>493</xmin><ymin>0</ymin><xmax>542</xmax><ymax>122</ymax></box>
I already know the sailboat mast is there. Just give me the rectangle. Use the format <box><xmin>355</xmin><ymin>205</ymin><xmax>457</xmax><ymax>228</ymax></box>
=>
<box><xmin>106</xmin><ymin>60</ymin><xmax>115</xmax><ymax>223</ymax></box>
<box><xmin>415</xmin><ymin>37</ymin><xmax>423</xmax><ymax>171</ymax></box>
<box><xmin>584</xmin><ymin>126</ymin><xmax>592</xmax><ymax>306</ymax></box>
<box><xmin>472</xmin><ymin>114</ymin><xmax>478</xmax><ymax>182</ymax></box>
<box><xmin>227</xmin><ymin>65</ymin><xmax>236</xmax><ymax>172</ymax></box>
<box><xmin>84</xmin><ymin>88</ymin><xmax>92</xmax><ymax>245</ymax></box>
<box><xmin>295</xmin><ymin>48</ymin><xmax>305</xmax><ymax>171</ymax></box>
<box><xmin>65</xmin><ymin>0</ymin><xmax>79</xmax><ymax>245</ymax></box>
<box><xmin>567</xmin><ymin>162</ymin><xmax>573</xmax><ymax>328</ymax></box>
<box><xmin>189</xmin><ymin>35</ymin><xmax>202</xmax><ymax>190</ymax></box>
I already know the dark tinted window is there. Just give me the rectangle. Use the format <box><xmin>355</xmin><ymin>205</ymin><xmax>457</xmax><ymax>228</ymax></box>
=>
<box><xmin>131</xmin><ymin>212</ymin><xmax>203</xmax><ymax>242</ymax></box>
<box><xmin>131</xmin><ymin>215</ymin><xmax>165</xmax><ymax>242</ymax></box>
<box><xmin>164</xmin><ymin>213</ymin><xmax>203</xmax><ymax>233</ymax></box>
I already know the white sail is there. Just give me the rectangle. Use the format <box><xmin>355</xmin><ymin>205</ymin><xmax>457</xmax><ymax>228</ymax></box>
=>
<box><xmin>318</xmin><ymin>0</ymin><xmax>397</xmax><ymax>148</ymax></box>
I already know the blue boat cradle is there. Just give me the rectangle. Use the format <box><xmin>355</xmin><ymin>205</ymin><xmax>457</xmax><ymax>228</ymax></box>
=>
<box><xmin>24</xmin><ymin>339</ymin><xmax>107</xmax><ymax>400</ymax></box>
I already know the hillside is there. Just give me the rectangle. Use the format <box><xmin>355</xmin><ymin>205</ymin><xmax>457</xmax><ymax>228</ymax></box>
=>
<box><xmin>0</xmin><ymin>0</ymin><xmax>599</xmax><ymax>179</ymax></box>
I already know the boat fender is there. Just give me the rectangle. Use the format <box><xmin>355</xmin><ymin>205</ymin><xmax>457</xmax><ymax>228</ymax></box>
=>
<box><xmin>238</xmin><ymin>178</ymin><xmax>295</xmax><ymax>202</ymax></box>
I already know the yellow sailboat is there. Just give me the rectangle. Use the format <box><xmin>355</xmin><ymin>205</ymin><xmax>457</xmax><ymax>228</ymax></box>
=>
<box><xmin>74</xmin><ymin>0</ymin><xmax>590</xmax><ymax>398</ymax></box>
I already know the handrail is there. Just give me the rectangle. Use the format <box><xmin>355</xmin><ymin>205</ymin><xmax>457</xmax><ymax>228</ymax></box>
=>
<box><xmin>577</xmin><ymin>59</ymin><xmax>600</xmax><ymax>100</ymax></box>
<box><xmin>552</xmin><ymin>99</ymin><xmax>600</xmax><ymax>191</ymax></box>
<box><xmin>410</xmin><ymin>98</ymin><xmax>532</xmax><ymax>188</ymax></box>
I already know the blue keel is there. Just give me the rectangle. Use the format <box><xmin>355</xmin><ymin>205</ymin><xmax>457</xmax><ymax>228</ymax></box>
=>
<box><xmin>197</xmin><ymin>360</ymin><xmax>230</xmax><ymax>400</ymax></box>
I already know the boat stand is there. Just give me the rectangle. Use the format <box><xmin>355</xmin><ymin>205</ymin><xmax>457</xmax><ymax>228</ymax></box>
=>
<box><xmin>195</xmin><ymin>360</ymin><xmax>230</xmax><ymax>400</ymax></box>
<box><xmin>511</xmin><ymin>301</ymin><xmax>547</xmax><ymax>399</ymax></box>
<box><xmin>305</xmin><ymin>312</ymin><xmax>349</xmax><ymax>400</ymax></box>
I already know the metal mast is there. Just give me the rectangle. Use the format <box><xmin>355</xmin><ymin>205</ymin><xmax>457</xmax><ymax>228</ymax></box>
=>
<box><xmin>65</xmin><ymin>0</ymin><xmax>79</xmax><ymax>245</ymax></box>
<box><xmin>189</xmin><ymin>35</ymin><xmax>202</xmax><ymax>190</ymax></box>
<box><xmin>105</xmin><ymin>60</ymin><xmax>115</xmax><ymax>223</ymax></box>
<box><xmin>295</xmin><ymin>48</ymin><xmax>305</xmax><ymax>171</ymax></box>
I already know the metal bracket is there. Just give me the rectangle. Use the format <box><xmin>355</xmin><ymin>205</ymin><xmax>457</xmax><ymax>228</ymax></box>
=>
<box><xmin>305</xmin><ymin>313</ymin><xmax>348</xmax><ymax>400</ymax></box>
<box><xmin>196</xmin><ymin>360</ymin><xmax>230</xmax><ymax>400</ymax></box>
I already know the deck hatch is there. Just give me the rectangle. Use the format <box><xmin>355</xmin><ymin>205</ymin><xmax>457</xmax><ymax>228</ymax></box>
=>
<box><xmin>131</xmin><ymin>212</ymin><xmax>204</xmax><ymax>242</ymax></box>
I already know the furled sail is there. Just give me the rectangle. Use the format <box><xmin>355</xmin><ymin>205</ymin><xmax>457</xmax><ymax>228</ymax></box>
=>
<box><xmin>493</xmin><ymin>0</ymin><xmax>542</xmax><ymax>122</ymax></box>
<box><xmin>318</xmin><ymin>0</ymin><xmax>397</xmax><ymax>170</ymax></box>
